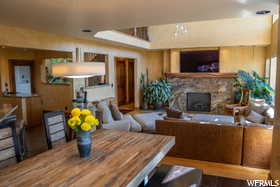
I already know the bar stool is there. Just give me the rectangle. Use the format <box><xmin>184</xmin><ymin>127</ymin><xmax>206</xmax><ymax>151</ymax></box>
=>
<box><xmin>144</xmin><ymin>164</ymin><xmax>202</xmax><ymax>187</ymax></box>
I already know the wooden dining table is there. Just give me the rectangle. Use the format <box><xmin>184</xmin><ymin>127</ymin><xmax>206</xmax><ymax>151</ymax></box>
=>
<box><xmin>0</xmin><ymin>129</ymin><xmax>175</xmax><ymax>186</ymax></box>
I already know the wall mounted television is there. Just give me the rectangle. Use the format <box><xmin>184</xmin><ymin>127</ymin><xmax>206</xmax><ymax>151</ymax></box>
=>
<box><xmin>180</xmin><ymin>50</ymin><xmax>219</xmax><ymax>73</ymax></box>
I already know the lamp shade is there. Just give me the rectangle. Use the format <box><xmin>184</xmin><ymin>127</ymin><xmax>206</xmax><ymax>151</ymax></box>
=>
<box><xmin>52</xmin><ymin>62</ymin><xmax>106</xmax><ymax>78</ymax></box>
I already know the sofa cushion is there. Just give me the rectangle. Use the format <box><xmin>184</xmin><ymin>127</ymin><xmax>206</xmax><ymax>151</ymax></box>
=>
<box><xmin>246</xmin><ymin>110</ymin><xmax>265</xmax><ymax>124</ymax></box>
<box><xmin>123</xmin><ymin>115</ymin><xmax>142</xmax><ymax>132</ymax></box>
<box><xmin>133</xmin><ymin>112</ymin><xmax>166</xmax><ymax>132</ymax></box>
<box><xmin>97</xmin><ymin>102</ymin><xmax>114</xmax><ymax>124</ymax></box>
<box><xmin>102</xmin><ymin>120</ymin><xmax>131</xmax><ymax>131</ymax></box>
<box><xmin>110</xmin><ymin>103</ymin><xmax>124</xmax><ymax>120</ymax></box>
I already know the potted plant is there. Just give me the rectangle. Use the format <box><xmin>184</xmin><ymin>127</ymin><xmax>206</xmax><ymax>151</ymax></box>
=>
<box><xmin>68</xmin><ymin>108</ymin><xmax>99</xmax><ymax>158</ymax></box>
<box><xmin>140</xmin><ymin>70</ymin><xmax>149</xmax><ymax>110</ymax></box>
<box><xmin>143</xmin><ymin>79</ymin><xmax>172</xmax><ymax>110</ymax></box>
<box><xmin>234</xmin><ymin>70</ymin><xmax>275</xmax><ymax>104</ymax></box>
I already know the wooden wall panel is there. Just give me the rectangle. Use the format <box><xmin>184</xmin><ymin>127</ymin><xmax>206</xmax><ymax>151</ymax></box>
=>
<box><xmin>270</xmin><ymin>12</ymin><xmax>280</xmax><ymax>180</ymax></box>
<box><xmin>169</xmin><ymin>46</ymin><xmax>267</xmax><ymax>76</ymax></box>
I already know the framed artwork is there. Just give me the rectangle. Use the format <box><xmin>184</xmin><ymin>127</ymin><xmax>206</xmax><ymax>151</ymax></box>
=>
<box><xmin>41</xmin><ymin>58</ymin><xmax>72</xmax><ymax>85</ymax></box>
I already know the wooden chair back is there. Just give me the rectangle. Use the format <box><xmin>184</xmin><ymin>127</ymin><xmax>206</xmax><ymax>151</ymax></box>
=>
<box><xmin>0</xmin><ymin>120</ymin><xmax>21</xmax><ymax>169</ymax></box>
<box><xmin>43</xmin><ymin>110</ymin><xmax>67</xmax><ymax>149</ymax></box>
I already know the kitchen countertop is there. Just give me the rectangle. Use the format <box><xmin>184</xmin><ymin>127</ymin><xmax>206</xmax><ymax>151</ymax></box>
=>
<box><xmin>0</xmin><ymin>93</ymin><xmax>41</xmax><ymax>98</ymax></box>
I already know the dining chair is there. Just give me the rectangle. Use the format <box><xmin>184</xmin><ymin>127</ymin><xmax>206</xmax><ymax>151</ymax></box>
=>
<box><xmin>144</xmin><ymin>164</ymin><xmax>202</xmax><ymax>187</ymax></box>
<box><xmin>43</xmin><ymin>110</ymin><xmax>67</xmax><ymax>149</ymax></box>
<box><xmin>0</xmin><ymin>120</ymin><xmax>22</xmax><ymax>169</ymax></box>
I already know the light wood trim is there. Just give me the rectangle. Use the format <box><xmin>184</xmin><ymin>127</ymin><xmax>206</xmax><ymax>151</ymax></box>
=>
<box><xmin>165</xmin><ymin>72</ymin><xmax>236</xmax><ymax>78</ymax></box>
<box><xmin>161</xmin><ymin>157</ymin><xmax>269</xmax><ymax>180</ymax></box>
<box><xmin>125</xmin><ymin>59</ymin><xmax>129</xmax><ymax>103</ymax></box>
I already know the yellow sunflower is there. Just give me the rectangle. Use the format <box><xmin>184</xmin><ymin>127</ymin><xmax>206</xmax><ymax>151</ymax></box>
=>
<box><xmin>71</xmin><ymin>108</ymin><xmax>81</xmax><ymax>117</ymax></box>
<box><xmin>81</xmin><ymin>122</ymin><xmax>92</xmax><ymax>131</ymax></box>
<box><xmin>81</xmin><ymin>109</ymin><xmax>91</xmax><ymax>116</ymax></box>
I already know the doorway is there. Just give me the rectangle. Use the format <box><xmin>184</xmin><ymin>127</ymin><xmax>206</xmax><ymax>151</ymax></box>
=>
<box><xmin>9</xmin><ymin>60</ymin><xmax>34</xmax><ymax>94</ymax></box>
<box><xmin>115</xmin><ymin>57</ymin><xmax>135</xmax><ymax>110</ymax></box>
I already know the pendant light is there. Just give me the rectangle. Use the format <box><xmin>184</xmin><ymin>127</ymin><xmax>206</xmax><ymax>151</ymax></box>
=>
<box><xmin>51</xmin><ymin>48</ymin><xmax>106</xmax><ymax>78</ymax></box>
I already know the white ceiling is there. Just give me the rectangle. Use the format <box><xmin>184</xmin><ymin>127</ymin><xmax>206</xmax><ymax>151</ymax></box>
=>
<box><xmin>0</xmin><ymin>0</ymin><xmax>278</xmax><ymax>40</ymax></box>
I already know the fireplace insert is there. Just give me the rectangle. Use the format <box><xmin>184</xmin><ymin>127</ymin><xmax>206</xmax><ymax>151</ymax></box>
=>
<box><xmin>187</xmin><ymin>92</ymin><xmax>211</xmax><ymax>112</ymax></box>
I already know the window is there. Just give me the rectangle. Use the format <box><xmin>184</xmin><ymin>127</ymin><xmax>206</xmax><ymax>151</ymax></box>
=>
<box><xmin>266</xmin><ymin>57</ymin><xmax>277</xmax><ymax>90</ymax></box>
<box><xmin>84</xmin><ymin>52</ymin><xmax>109</xmax><ymax>87</ymax></box>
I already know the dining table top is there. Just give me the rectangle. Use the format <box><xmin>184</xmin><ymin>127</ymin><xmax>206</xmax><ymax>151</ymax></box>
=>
<box><xmin>0</xmin><ymin>129</ymin><xmax>175</xmax><ymax>187</ymax></box>
<box><xmin>0</xmin><ymin>104</ymin><xmax>17</xmax><ymax>124</ymax></box>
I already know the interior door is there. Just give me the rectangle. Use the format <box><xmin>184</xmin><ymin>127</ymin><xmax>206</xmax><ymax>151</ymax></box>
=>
<box><xmin>14</xmin><ymin>65</ymin><xmax>32</xmax><ymax>94</ymax></box>
<box><xmin>116</xmin><ymin>60</ymin><xmax>126</xmax><ymax>105</ymax></box>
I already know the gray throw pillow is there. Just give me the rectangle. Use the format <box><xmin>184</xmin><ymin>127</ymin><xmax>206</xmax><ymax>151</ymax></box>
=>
<box><xmin>97</xmin><ymin>102</ymin><xmax>114</xmax><ymax>124</ymax></box>
<box><xmin>246</xmin><ymin>110</ymin><xmax>265</xmax><ymax>124</ymax></box>
<box><xmin>249</xmin><ymin>102</ymin><xmax>270</xmax><ymax>115</ymax></box>
<box><xmin>110</xmin><ymin>103</ymin><xmax>124</xmax><ymax>120</ymax></box>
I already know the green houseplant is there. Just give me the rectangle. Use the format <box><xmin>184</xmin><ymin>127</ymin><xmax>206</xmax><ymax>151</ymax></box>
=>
<box><xmin>143</xmin><ymin>79</ymin><xmax>172</xmax><ymax>109</ymax></box>
<box><xmin>140</xmin><ymin>71</ymin><xmax>149</xmax><ymax>110</ymax></box>
<box><xmin>234</xmin><ymin>70</ymin><xmax>275</xmax><ymax>104</ymax></box>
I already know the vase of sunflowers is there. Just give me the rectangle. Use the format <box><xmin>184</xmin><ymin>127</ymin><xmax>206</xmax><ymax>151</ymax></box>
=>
<box><xmin>68</xmin><ymin>108</ymin><xmax>99</xmax><ymax>158</ymax></box>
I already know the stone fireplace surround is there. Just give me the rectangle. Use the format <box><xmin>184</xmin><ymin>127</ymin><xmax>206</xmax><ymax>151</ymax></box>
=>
<box><xmin>167</xmin><ymin>73</ymin><xmax>236</xmax><ymax>114</ymax></box>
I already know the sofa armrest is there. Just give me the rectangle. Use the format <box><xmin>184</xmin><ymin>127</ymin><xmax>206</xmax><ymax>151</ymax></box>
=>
<box><xmin>102</xmin><ymin>120</ymin><xmax>131</xmax><ymax>131</ymax></box>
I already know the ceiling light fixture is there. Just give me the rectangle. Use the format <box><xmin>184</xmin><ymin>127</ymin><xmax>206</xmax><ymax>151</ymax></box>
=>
<box><xmin>51</xmin><ymin>48</ymin><xmax>105</xmax><ymax>79</ymax></box>
<box><xmin>256</xmin><ymin>10</ymin><xmax>271</xmax><ymax>15</ymax></box>
<box><xmin>173</xmin><ymin>24</ymin><xmax>188</xmax><ymax>38</ymax></box>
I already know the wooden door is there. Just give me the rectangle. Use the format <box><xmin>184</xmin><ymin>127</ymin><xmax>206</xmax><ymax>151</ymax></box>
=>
<box><xmin>116</xmin><ymin>59</ymin><xmax>126</xmax><ymax>105</ymax></box>
<box><xmin>115</xmin><ymin>58</ymin><xmax>135</xmax><ymax>107</ymax></box>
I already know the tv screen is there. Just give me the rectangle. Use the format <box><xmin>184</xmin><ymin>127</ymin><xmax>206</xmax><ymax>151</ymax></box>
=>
<box><xmin>180</xmin><ymin>50</ymin><xmax>219</xmax><ymax>73</ymax></box>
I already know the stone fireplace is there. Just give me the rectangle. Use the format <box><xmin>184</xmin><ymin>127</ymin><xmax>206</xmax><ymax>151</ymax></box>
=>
<box><xmin>187</xmin><ymin>92</ymin><xmax>211</xmax><ymax>112</ymax></box>
<box><xmin>167</xmin><ymin>73</ymin><xmax>235</xmax><ymax>114</ymax></box>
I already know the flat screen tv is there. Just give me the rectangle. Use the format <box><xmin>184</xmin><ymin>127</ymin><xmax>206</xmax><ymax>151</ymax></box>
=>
<box><xmin>180</xmin><ymin>50</ymin><xmax>219</xmax><ymax>73</ymax></box>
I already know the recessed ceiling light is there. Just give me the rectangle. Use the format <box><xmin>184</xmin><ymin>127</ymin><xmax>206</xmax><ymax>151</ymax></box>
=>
<box><xmin>81</xmin><ymin>29</ymin><xmax>92</xmax><ymax>33</ymax></box>
<box><xmin>256</xmin><ymin>10</ymin><xmax>271</xmax><ymax>15</ymax></box>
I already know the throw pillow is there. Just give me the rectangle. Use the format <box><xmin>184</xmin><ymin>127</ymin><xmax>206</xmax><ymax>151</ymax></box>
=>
<box><xmin>265</xmin><ymin>107</ymin><xmax>275</xmax><ymax>119</ymax></box>
<box><xmin>246</xmin><ymin>110</ymin><xmax>265</xmax><ymax>124</ymax></box>
<box><xmin>249</xmin><ymin>102</ymin><xmax>270</xmax><ymax>115</ymax></box>
<box><xmin>166</xmin><ymin>109</ymin><xmax>184</xmax><ymax>119</ymax></box>
<box><xmin>110</xmin><ymin>103</ymin><xmax>124</xmax><ymax>120</ymax></box>
<box><xmin>97</xmin><ymin>102</ymin><xmax>114</xmax><ymax>124</ymax></box>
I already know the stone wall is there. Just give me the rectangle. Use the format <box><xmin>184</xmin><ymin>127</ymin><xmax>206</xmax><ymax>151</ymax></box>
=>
<box><xmin>168</xmin><ymin>77</ymin><xmax>234</xmax><ymax>114</ymax></box>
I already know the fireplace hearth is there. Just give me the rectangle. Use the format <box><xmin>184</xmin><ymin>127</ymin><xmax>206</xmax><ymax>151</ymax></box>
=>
<box><xmin>187</xmin><ymin>93</ymin><xmax>211</xmax><ymax>112</ymax></box>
